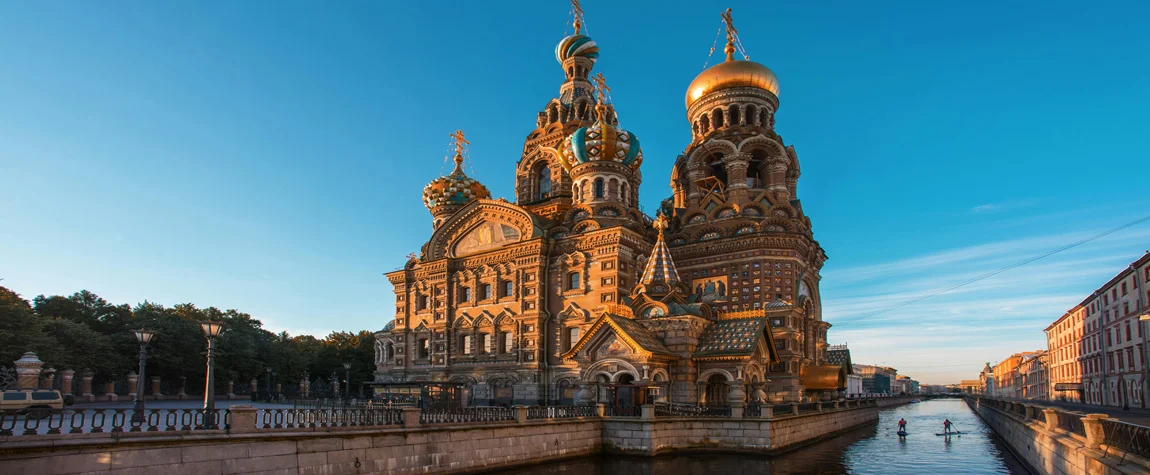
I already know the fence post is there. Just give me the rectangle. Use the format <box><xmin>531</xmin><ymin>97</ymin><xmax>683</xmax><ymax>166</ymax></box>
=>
<box><xmin>730</xmin><ymin>404</ymin><xmax>744</xmax><ymax>419</ymax></box>
<box><xmin>1081</xmin><ymin>413</ymin><xmax>1110</xmax><ymax>450</ymax></box>
<box><xmin>402</xmin><ymin>407</ymin><xmax>422</xmax><ymax>428</ymax></box>
<box><xmin>1042</xmin><ymin>409</ymin><xmax>1057</xmax><ymax>431</ymax></box>
<box><xmin>230</xmin><ymin>406</ymin><xmax>258</xmax><ymax>434</ymax></box>
<box><xmin>594</xmin><ymin>404</ymin><xmax>605</xmax><ymax>418</ymax></box>
<box><xmin>791</xmin><ymin>403</ymin><xmax>799</xmax><ymax>415</ymax></box>
<box><xmin>641</xmin><ymin>404</ymin><xmax>655</xmax><ymax>421</ymax></box>
<box><xmin>514</xmin><ymin>406</ymin><xmax>528</xmax><ymax>424</ymax></box>
<box><xmin>764</xmin><ymin>406</ymin><xmax>773</xmax><ymax>418</ymax></box>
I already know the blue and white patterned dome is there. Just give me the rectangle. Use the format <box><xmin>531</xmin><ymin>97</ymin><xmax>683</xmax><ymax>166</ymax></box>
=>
<box><xmin>556</xmin><ymin>106</ymin><xmax>642</xmax><ymax>172</ymax></box>
<box><xmin>555</xmin><ymin>34</ymin><xmax>599</xmax><ymax>63</ymax></box>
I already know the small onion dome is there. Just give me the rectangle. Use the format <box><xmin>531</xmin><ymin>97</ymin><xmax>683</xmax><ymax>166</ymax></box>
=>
<box><xmin>422</xmin><ymin>166</ymin><xmax>490</xmax><ymax>211</ymax></box>
<box><xmin>685</xmin><ymin>59</ymin><xmax>779</xmax><ymax>109</ymax></box>
<box><xmin>557</xmin><ymin>105</ymin><xmax>642</xmax><ymax>171</ymax></box>
<box><xmin>382</xmin><ymin>319</ymin><xmax>396</xmax><ymax>332</ymax></box>
<box><xmin>555</xmin><ymin>33</ymin><xmax>599</xmax><ymax>63</ymax></box>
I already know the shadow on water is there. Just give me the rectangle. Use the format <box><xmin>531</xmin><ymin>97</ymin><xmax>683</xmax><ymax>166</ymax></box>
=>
<box><xmin>488</xmin><ymin>400</ymin><xmax>1032</xmax><ymax>475</ymax></box>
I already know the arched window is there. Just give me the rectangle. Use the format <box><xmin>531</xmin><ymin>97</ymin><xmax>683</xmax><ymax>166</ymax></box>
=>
<box><xmin>568</xmin><ymin>272</ymin><xmax>581</xmax><ymax>290</ymax></box>
<box><xmin>700</xmin><ymin>115</ymin><xmax>710</xmax><ymax>133</ymax></box>
<box><xmin>567</xmin><ymin>327</ymin><xmax>581</xmax><ymax>351</ymax></box>
<box><xmin>730</xmin><ymin>105</ymin><xmax>741</xmax><ymax>125</ymax></box>
<box><xmin>713</xmin><ymin>109</ymin><xmax>724</xmax><ymax>128</ymax></box>
<box><xmin>480</xmin><ymin>334</ymin><xmax>491</xmax><ymax>354</ymax></box>
<box><xmin>384</xmin><ymin>342</ymin><xmax>394</xmax><ymax>361</ymax></box>
<box><xmin>418</xmin><ymin>339</ymin><xmax>430</xmax><ymax>359</ymax></box>
<box><xmin>746</xmin><ymin>104</ymin><xmax>758</xmax><ymax>126</ymax></box>
<box><xmin>608</xmin><ymin>178</ymin><xmax>619</xmax><ymax>201</ymax></box>
<box><xmin>549</xmin><ymin>105</ymin><xmax>559</xmax><ymax>123</ymax></box>
<box><xmin>461</xmin><ymin>335</ymin><xmax>472</xmax><ymax>355</ymax></box>
<box><xmin>620</xmin><ymin>182</ymin><xmax>629</xmax><ymax>205</ymax></box>
<box><xmin>593</xmin><ymin>178</ymin><xmax>604</xmax><ymax>199</ymax></box>
<box><xmin>538</xmin><ymin>165</ymin><xmax>552</xmax><ymax>199</ymax></box>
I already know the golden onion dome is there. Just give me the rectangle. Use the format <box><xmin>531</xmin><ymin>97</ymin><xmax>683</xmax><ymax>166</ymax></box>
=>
<box><xmin>685</xmin><ymin>59</ymin><xmax>779</xmax><ymax>109</ymax></box>
<box><xmin>422</xmin><ymin>132</ymin><xmax>491</xmax><ymax>212</ymax></box>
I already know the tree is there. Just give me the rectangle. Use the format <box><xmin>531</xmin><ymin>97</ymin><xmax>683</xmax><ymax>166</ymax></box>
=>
<box><xmin>0</xmin><ymin>286</ymin><xmax>54</xmax><ymax>364</ymax></box>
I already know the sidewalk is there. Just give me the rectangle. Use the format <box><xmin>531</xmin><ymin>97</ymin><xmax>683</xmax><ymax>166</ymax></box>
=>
<box><xmin>1002</xmin><ymin>397</ymin><xmax>1150</xmax><ymax>427</ymax></box>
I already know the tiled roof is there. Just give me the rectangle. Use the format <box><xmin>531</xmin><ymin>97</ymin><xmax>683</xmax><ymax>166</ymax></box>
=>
<box><xmin>640</xmin><ymin>220</ymin><xmax>680</xmax><ymax>286</ymax></box>
<box><xmin>694</xmin><ymin>318</ymin><xmax>767</xmax><ymax>357</ymax></box>
<box><xmin>827</xmin><ymin>348</ymin><xmax>853</xmax><ymax>373</ymax></box>
<box><xmin>607</xmin><ymin>314</ymin><xmax>676</xmax><ymax>357</ymax></box>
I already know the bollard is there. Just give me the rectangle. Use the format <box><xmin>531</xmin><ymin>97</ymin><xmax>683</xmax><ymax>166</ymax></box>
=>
<box><xmin>229</xmin><ymin>406</ymin><xmax>258</xmax><ymax>433</ymax></box>
<box><xmin>791</xmin><ymin>403</ymin><xmax>799</xmax><ymax>415</ymax></box>
<box><xmin>641</xmin><ymin>404</ymin><xmax>655</xmax><ymax>421</ymax></box>
<box><xmin>1042</xmin><ymin>409</ymin><xmax>1058</xmax><ymax>431</ymax></box>
<box><xmin>764</xmin><ymin>406</ymin><xmax>774</xmax><ymax>418</ymax></box>
<box><xmin>514</xmin><ymin>406</ymin><xmax>528</xmax><ymax>424</ymax></box>
<box><xmin>402</xmin><ymin>407</ymin><xmax>422</xmax><ymax>428</ymax></box>
<box><xmin>1081</xmin><ymin>414</ymin><xmax>1112</xmax><ymax>449</ymax></box>
<box><xmin>594</xmin><ymin>403</ymin><xmax>606</xmax><ymax>417</ymax></box>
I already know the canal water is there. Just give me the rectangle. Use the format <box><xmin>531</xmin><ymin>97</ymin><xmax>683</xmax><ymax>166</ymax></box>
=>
<box><xmin>490</xmin><ymin>399</ymin><xmax>1031</xmax><ymax>475</ymax></box>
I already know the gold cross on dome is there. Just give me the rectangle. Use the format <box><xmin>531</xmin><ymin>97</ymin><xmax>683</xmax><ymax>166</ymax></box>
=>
<box><xmin>591</xmin><ymin>73</ymin><xmax>610</xmax><ymax>102</ymax></box>
<box><xmin>571</xmin><ymin>0</ymin><xmax>585</xmax><ymax>33</ymax></box>
<box><xmin>721</xmin><ymin>8</ymin><xmax>738</xmax><ymax>61</ymax></box>
<box><xmin>653</xmin><ymin>213</ymin><xmax>669</xmax><ymax>234</ymax></box>
<box><xmin>450</xmin><ymin>130</ymin><xmax>469</xmax><ymax>157</ymax></box>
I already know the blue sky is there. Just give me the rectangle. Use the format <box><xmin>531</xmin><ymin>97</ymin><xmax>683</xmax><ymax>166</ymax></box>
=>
<box><xmin>1</xmin><ymin>1</ymin><xmax>1148</xmax><ymax>383</ymax></box>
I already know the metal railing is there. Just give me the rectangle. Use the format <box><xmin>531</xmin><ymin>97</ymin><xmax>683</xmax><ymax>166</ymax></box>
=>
<box><xmin>603</xmin><ymin>405</ymin><xmax>641</xmax><ymax>417</ymax></box>
<box><xmin>526</xmin><ymin>405</ymin><xmax>596</xmax><ymax>420</ymax></box>
<box><xmin>796</xmin><ymin>402</ymin><xmax>820</xmax><ymax>413</ymax></box>
<box><xmin>0</xmin><ymin>408</ymin><xmax>228</xmax><ymax>436</ymax></box>
<box><xmin>420</xmin><ymin>406</ymin><xmax>514</xmax><ymax>425</ymax></box>
<box><xmin>651</xmin><ymin>403</ymin><xmax>731</xmax><ymax>417</ymax></box>
<box><xmin>1053</xmin><ymin>410</ymin><xmax>1087</xmax><ymax>436</ymax></box>
<box><xmin>257</xmin><ymin>408</ymin><xmax>403</xmax><ymax>429</ymax></box>
<box><xmin>1101</xmin><ymin>419</ymin><xmax>1150</xmax><ymax>463</ymax></box>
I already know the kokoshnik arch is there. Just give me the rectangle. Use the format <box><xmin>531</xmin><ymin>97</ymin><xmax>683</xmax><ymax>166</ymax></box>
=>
<box><xmin>375</xmin><ymin>6</ymin><xmax>837</xmax><ymax>406</ymax></box>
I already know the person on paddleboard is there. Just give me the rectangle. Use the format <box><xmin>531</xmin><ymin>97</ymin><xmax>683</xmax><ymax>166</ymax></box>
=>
<box><xmin>897</xmin><ymin>418</ymin><xmax>907</xmax><ymax>433</ymax></box>
<box><xmin>943</xmin><ymin>418</ymin><xmax>953</xmax><ymax>434</ymax></box>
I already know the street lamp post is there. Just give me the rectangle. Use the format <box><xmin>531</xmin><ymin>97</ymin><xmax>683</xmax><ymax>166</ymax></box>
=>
<box><xmin>265</xmin><ymin>367</ymin><xmax>273</xmax><ymax>402</ymax></box>
<box><xmin>131</xmin><ymin>329</ymin><xmax>155</xmax><ymax>425</ymax></box>
<box><xmin>343</xmin><ymin>363</ymin><xmax>352</xmax><ymax>403</ymax></box>
<box><xmin>201</xmin><ymin>320</ymin><xmax>224</xmax><ymax>427</ymax></box>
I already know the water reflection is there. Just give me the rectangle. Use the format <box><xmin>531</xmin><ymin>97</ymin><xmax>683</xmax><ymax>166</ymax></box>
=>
<box><xmin>489</xmin><ymin>399</ymin><xmax>1029</xmax><ymax>475</ymax></box>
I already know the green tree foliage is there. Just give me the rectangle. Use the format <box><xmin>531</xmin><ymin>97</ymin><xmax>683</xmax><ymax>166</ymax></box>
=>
<box><xmin>1</xmin><ymin>285</ymin><xmax>378</xmax><ymax>396</ymax></box>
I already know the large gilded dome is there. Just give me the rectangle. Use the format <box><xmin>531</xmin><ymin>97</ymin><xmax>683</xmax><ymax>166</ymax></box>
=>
<box><xmin>555</xmin><ymin>105</ymin><xmax>642</xmax><ymax>171</ymax></box>
<box><xmin>422</xmin><ymin>166</ymin><xmax>490</xmax><ymax>211</ymax></box>
<box><xmin>685</xmin><ymin>59</ymin><xmax>779</xmax><ymax>109</ymax></box>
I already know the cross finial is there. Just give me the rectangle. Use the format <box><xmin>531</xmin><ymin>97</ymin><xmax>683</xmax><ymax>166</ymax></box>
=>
<box><xmin>653</xmin><ymin>212</ymin><xmax>669</xmax><ymax>235</ymax></box>
<box><xmin>450</xmin><ymin>129</ymin><xmax>469</xmax><ymax>172</ymax></box>
<box><xmin>406</xmin><ymin>252</ymin><xmax>418</xmax><ymax>261</ymax></box>
<box><xmin>721</xmin><ymin>8</ymin><xmax>737</xmax><ymax>62</ymax></box>
<box><xmin>571</xmin><ymin>0</ymin><xmax>585</xmax><ymax>34</ymax></box>
<box><xmin>591</xmin><ymin>72</ymin><xmax>612</xmax><ymax>121</ymax></box>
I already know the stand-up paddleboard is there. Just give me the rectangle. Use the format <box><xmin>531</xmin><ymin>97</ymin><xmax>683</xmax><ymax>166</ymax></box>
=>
<box><xmin>897</xmin><ymin>430</ymin><xmax>908</xmax><ymax>437</ymax></box>
<box><xmin>935</xmin><ymin>432</ymin><xmax>961</xmax><ymax>436</ymax></box>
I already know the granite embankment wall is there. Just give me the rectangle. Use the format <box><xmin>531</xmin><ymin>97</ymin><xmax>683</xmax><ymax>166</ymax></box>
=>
<box><xmin>968</xmin><ymin>396</ymin><xmax>1150</xmax><ymax>475</ymax></box>
<box><xmin>0</xmin><ymin>399</ymin><xmax>911</xmax><ymax>475</ymax></box>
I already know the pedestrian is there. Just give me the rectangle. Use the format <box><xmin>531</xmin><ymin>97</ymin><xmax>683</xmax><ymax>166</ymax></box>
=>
<box><xmin>943</xmin><ymin>418</ymin><xmax>953</xmax><ymax>434</ymax></box>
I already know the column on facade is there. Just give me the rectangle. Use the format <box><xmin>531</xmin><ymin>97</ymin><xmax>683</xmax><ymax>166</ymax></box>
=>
<box><xmin>724</xmin><ymin>153</ymin><xmax>751</xmax><ymax>204</ymax></box>
<box><xmin>767</xmin><ymin>157</ymin><xmax>788</xmax><ymax>196</ymax></box>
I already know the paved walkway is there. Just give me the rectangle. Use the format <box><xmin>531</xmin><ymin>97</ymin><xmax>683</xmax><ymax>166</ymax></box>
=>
<box><xmin>1000</xmin><ymin>397</ymin><xmax>1150</xmax><ymax>426</ymax></box>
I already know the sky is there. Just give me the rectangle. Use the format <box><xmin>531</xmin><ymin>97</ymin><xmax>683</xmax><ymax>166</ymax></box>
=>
<box><xmin>1</xmin><ymin>1</ymin><xmax>1149</xmax><ymax>384</ymax></box>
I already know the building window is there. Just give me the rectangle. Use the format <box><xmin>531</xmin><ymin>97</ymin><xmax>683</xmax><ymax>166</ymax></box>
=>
<box><xmin>537</xmin><ymin>165</ymin><xmax>552</xmax><ymax>199</ymax></box>
<box><xmin>503</xmin><ymin>281</ymin><xmax>513</xmax><ymax>297</ymax></box>
<box><xmin>462</xmin><ymin>335</ymin><xmax>472</xmax><ymax>355</ymax></box>
<box><xmin>481</xmin><ymin>284</ymin><xmax>492</xmax><ymax>300</ymax></box>
<box><xmin>418</xmin><ymin>295</ymin><xmax>429</xmax><ymax>310</ymax></box>
<box><xmin>567</xmin><ymin>327</ymin><xmax>581</xmax><ymax>351</ymax></box>
<box><xmin>568</xmin><ymin>272</ymin><xmax>581</xmax><ymax>290</ymax></box>
<box><xmin>501</xmin><ymin>332</ymin><xmax>513</xmax><ymax>354</ymax></box>
<box><xmin>419</xmin><ymin>339</ymin><xmax>430</xmax><ymax>359</ymax></box>
<box><xmin>593</xmin><ymin>178</ymin><xmax>604</xmax><ymax>198</ymax></box>
<box><xmin>460</xmin><ymin>287</ymin><xmax>471</xmax><ymax>303</ymax></box>
<box><xmin>480</xmin><ymin>334</ymin><xmax>491</xmax><ymax>354</ymax></box>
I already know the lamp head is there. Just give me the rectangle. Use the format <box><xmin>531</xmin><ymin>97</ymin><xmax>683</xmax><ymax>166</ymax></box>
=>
<box><xmin>134</xmin><ymin>329</ymin><xmax>156</xmax><ymax>345</ymax></box>
<box><xmin>201</xmin><ymin>320</ymin><xmax>224</xmax><ymax>338</ymax></box>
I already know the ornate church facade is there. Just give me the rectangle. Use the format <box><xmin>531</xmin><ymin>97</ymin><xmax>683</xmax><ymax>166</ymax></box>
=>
<box><xmin>375</xmin><ymin>7</ymin><xmax>835</xmax><ymax>406</ymax></box>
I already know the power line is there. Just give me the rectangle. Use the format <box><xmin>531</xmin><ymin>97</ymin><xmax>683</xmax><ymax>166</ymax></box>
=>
<box><xmin>834</xmin><ymin>214</ymin><xmax>1150</xmax><ymax>327</ymax></box>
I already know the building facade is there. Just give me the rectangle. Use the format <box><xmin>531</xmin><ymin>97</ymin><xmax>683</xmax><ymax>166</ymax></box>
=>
<box><xmin>856</xmin><ymin>365</ymin><xmax>896</xmax><ymax>395</ymax></box>
<box><xmin>1098</xmin><ymin>252</ymin><xmax>1150</xmax><ymax>408</ymax></box>
<box><xmin>1019</xmin><ymin>351</ymin><xmax>1049</xmax><ymax>400</ymax></box>
<box><xmin>1045</xmin><ymin>304</ymin><xmax>1085</xmax><ymax>402</ymax></box>
<box><xmin>374</xmin><ymin>8</ymin><xmax>833</xmax><ymax>406</ymax></box>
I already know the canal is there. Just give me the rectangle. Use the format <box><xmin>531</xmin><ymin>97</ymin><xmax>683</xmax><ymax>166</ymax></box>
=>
<box><xmin>490</xmin><ymin>399</ymin><xmax>1031</xmax><ymax>474</ymax></box>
